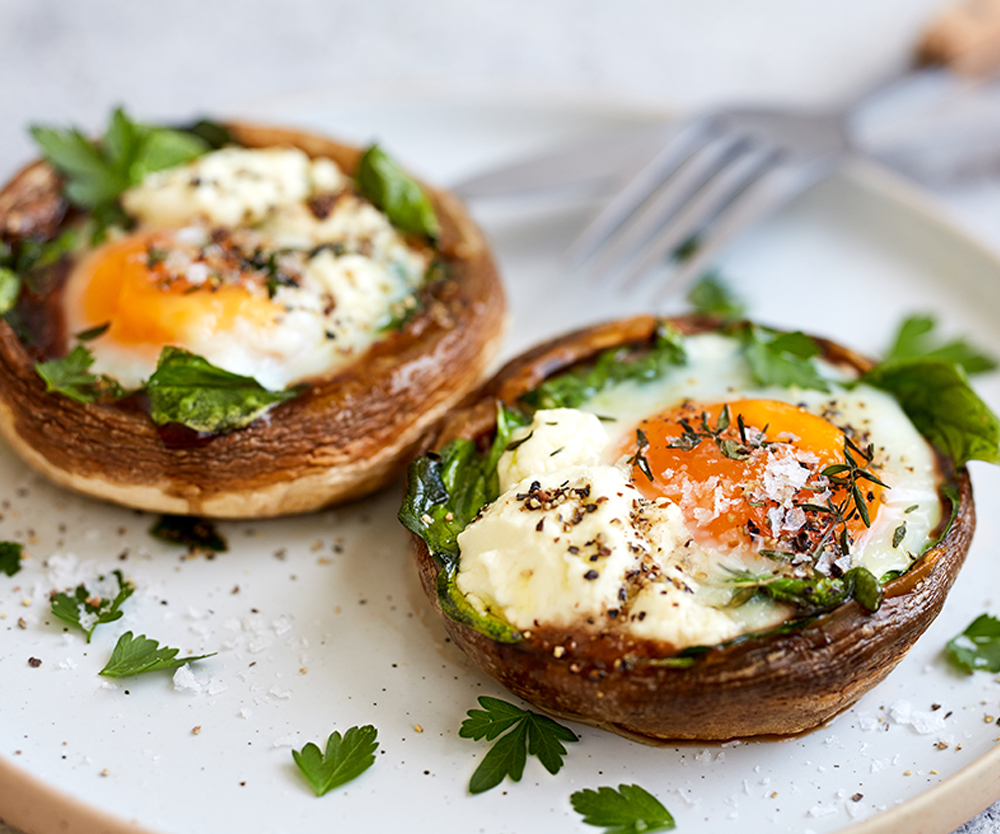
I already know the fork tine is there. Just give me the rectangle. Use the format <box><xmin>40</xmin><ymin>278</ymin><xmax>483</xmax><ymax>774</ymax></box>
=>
<box><xmin>614</xmin><ymin>143</ymin><xmax>782</xmax><ymax>288</ymax></box>
<box><xmin>564</xmin><ymin>116</ymin><xmax>717</xmax><ymax>266</ymax></box>
<box><xmin>649</xmin><ymin>160</ymin><xmax>833</xmax><ymax>304</ymax></box>
<box><xmin>581</xmin><ymin>132</ymin><xmax>751</xmax><ymax>281</ymax></box>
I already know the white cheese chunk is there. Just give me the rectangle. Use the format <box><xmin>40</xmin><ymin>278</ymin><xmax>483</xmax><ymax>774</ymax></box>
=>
<box><xmin>497</xmin><ymin>408</ymin><xmax>609</xmax><ymax>493</ymax></box>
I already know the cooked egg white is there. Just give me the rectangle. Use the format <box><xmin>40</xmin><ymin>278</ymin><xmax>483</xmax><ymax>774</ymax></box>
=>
<box><xmin>62</xmin><ymin>146</ymin><xmax>430</xmax><ymax>390</ymax></box>
<box><xmin>456</xmin><ymin>333</ymin><xmax>943</xmax><ymax>649</ymax></box>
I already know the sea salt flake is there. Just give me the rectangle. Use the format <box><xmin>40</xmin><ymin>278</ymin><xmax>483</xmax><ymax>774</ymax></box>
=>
<box><xmin>239</xmin><ymin>707</ymin><xmax>252</xmax><ymax>719</ymax></box>
<box><xmin>173</xmin><ymin>665</ymin><xmax>203</xmax><ymax>693</ymax></box>
<box><xmin>808</xmin><ymin>805</ymin><xmax>838</xmax><ymax>818</ymax></box>
<box><xmin>206</xmin><ymin>679</ymin><xmax>229</xmax><ymax>696</ymax></box>
<box><xmin>57</xmin><ymin>658</ymin><xmax>78</xmax><ymax>671</ymax></box>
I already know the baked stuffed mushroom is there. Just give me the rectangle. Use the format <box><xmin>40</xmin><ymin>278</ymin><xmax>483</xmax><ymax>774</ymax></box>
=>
<box><xmin>401</xmin><ymin>315</ymin><xmax>997</xmax><ymax>741</ymax></box>
<box><xmin>0</xmin><ymin>111</ymin><xmax>505</xmax><ymax>517</ymax></box>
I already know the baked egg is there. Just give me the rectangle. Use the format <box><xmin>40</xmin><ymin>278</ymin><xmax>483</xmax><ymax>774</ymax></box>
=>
<box><xmin>455</xmin><ymin>332</ymin><xmax>943</xmax><ymax>650</ymax></box>
<box><xmin>62</xmin><ymin>146</ymin><xmax>430</xmax><ymax>391</ymax></box>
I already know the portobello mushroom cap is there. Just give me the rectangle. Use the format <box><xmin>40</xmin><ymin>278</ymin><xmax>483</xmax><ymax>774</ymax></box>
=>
<box><xmin>0</xmin><ymin>122</ymin><xmax>506</xmax><ymax>518</ymax></box>
<box><xmin>408</xmin><ymin>314</ymin><xmax>975</xmax><ymax>741</ymax></box>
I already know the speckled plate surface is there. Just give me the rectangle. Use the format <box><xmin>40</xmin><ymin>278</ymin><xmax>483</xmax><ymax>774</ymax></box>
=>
<box><xmin>2</xmin><ymin>91</ymin><xmax>1000</xmax><ymax>834</ymax></box>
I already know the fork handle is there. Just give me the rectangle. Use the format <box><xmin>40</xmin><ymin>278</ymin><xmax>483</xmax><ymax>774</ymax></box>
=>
<box><xmin>918</xmin><ymin>0</ymin><xmax>1000</xmax><ymax>75</ymax></box>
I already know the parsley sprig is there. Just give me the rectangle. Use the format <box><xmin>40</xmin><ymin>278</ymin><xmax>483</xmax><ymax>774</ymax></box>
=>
<box><xmin>30</xmin><ymin>107</ymin><xmax>209</xmax><ymax>236</ymax></box>
<box><xmin>99</xmin><ymin>631</ymin><xmax>215</xmax><ymax>677</ymax></box>
<box><xmin>49</xmin><ymin>569</ymin><xmax>135</xmax><ymax>642</ymax></box>
<box><xmin>571</xmin><ymin>784</ymin><xmax>676</xmax><ymax>834</ymax></box>
<box><xmin>292</xmin><ymin>726</ymin><xmax>379</xmax><ymax>796</ymax></box>
<box><xmin>35</xmin><ymin>344</ymin><xmax>126</xmax><ymax>404</ymax></box>
<box><xmin>459</xmin><ymin>696</ymin><xmax>578</xmax><ymax>794</ymax></box>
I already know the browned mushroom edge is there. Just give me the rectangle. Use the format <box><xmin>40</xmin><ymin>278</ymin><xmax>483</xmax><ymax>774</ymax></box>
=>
<box><xmin>406</xmin><ymin>314</ymin><xmax>975</xmax><ymax>742</ymax></box>
<box><xmin>0</xmin><ymin>121</ymin><xmax>507</xmax><ymax>518</ymax></box>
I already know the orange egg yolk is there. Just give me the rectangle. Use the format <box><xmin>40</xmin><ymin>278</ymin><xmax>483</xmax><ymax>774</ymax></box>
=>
<box><xmin>76</xmin><ymin>232</ymin><xmax>278</xmax><ymax>353</ymax></box>
<box><xmin>617</xmin><ymin>399</ymin><xmax>883</xmax><ymax>553</ymax></box>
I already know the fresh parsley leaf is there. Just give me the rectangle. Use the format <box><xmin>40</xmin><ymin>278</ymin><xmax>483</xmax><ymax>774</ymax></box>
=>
<box><xmin>686</xmin><ymin>272</ymin><xmax>745</xmax><ymax>321</ymax></box>
<box><xmin>946</xmin><ymin>614</ymin><xmax>1000</xmax><ymax>673</ymax></box>
<box><xmin>99</xmin><ymin>631</ymin><xmax>215</xmax><ymax>677</ymax></box>
<box><xmin>0</xmin><ymin>541</ymin><xmax>23</xmax><ymax>576</ymax></box>
<box><xmin>459</xmin><ymin>696</ymin><xmax>578</xmax><ymax>794</ymax></box>
<box><xmin>356</xmin><ymin>144</ymin><xmax>440</xmax><ymax>239</ymax></box>
<box><xmin>34</xmin><ymin>344</ymin><xmax>125</xmax><ymax>404</ymax></box>
<box><xmin>31</xmin><ymin>107</ymin><xmax>207</xmax><ymax>217</ymax></box>
<box><xmin>741</xmin><ymin>325</ymin><xmax>830</xmax><ymax>392</ymax></box>
<box><xmin>571</xmin><ymin>784</ymin><xmax>676</xmax><ymax>834</ymax></box>
<box><xmin>521</xmin><ymin>323</ymin><xmax>687</xmax><ymax>411</ymax></box>
<box><xmin>145</xmin><ymin>346</ymin><xmax>298</xmax><ymax>434</ymax></box>
<box><xmin>292</xmin><ymin>725</ymin><xmax>379</xmax><ymax>796</ymax></box>
<box><xmin>149</xmin><ymin>515</ymin><xmax>228</xmax><ymax>553</ymax></box>
<box><xmin>862</xmin><ymin>357</ymin><xmax>1000</xmax><ymax>467</ymax></box>
<box><xmin>49</xmin><ymin>569</ymin><xmax>135</xmax><ymax>643</ymax></box>
<box><xmin>885</xmin><ymin>314</ymin><xmax>997</xmax><ymax>375</ymax></box>
<box><xmin>0</xmin><ymin>268</ymin><xmax>20</xmax><ymax>315</ymax></box>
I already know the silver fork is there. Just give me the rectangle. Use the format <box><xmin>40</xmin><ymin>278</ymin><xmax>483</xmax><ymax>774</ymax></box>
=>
<box><xmin>566</xmin><ymin>0</ymin><xmax>1000</xmax><ymax>300</ymax></box>
<box><xmin>565</xmin><ymin>105</ymin><xmax>850</xmax><ymax>298</ymax></box>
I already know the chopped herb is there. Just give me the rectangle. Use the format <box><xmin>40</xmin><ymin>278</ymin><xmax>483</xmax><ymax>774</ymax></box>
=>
<box><xmin>99</xmin><ymin>631</ymin><xmax>215</xmax><ymax>677</ymax></box>
<box><xmin>35</xmin><ymin>345</ymin><xmax>126</xmax><ymax>404</ymax></box>
<box><xmin>178</xmin><ymin>118</ymin><xmax>233</xmax><ymax>151</ymax></box>
<box><xmin>740</xmin><ymin>324</ymin><xmax>830</xmax><ymax>392</ymax></box>
<box><xmin>49</xmin><ymin>569</ymin><xmax>134</xmax><ymax>643</ymax></box>
<box><xmin>686</xmin><ymin>271</ymin><xmax>745</xmax><ymax>321</ymax></box>
<box><xmin>145</xmin><ymin>346</ymin><xmax>298</xmax><ymax>434</ymax></box>
<box><xmin>292</xmin><ymin>725</ymin><xmax>379</xmax><ymax>796</ymax></box>
<box><xmin>727</xmin><ymin>565</ymin><xmax>883</xmax><ymax>614</ymax></box>
<box><xmin>30</xmin><ymin>107</ymin><xmax>209</xmax><ymax>238</ymax></box>
<box><xmin>626</xmin><ymin>429</ymin><xmax>655</xmax><ymax>483</ymax></box>
<box><xmin>505</xmin><ymin>430</ymin><xmax>534</xmax><ymax>453</ymax></box>
<box><xmin>356</xmin><ymin>144</ymin><xmax>440</xmax><ymax>240</ymax></box>
<box><xmin>0</xmin><ymin>541</ymin><xmax>23</xmax><ymax>576</ymax></box>
<box><xmin>892</xmin><ymin>522</ymin><xmax>907</xmax><ymax>548</ymax></box>
<box><xmin>521</xmin><ymin>322</ymin><xmax>686</xmax><ymax>411</ymax></box>
<box><xmin>149</xmin><ymin>515</ymin><xmax>228</xmax><ymax>553</ymax></box>
<box><xmin>571</xmin><ymin>784</ymin><xmax>676</xmax><ymax>833</ymax></box>
<box><xmin>459</xmin><ymin>696</ymin><xmax>578</xmax><ymax>794</ymax></box>
<box><xmin>74</xmin><ymin>322</ymin><xmax>110</xmax><ymax>342</ymax></box>
<box><xmin>946</xmin><ymin>614</ymin><xmax>1000</xmax><ymax>673</ymax></box>
<box><xmin>885</xmin><ymin>314</ymin><xmax>997</xmax><ymax>375</ymax></box>
<box><xmin>0</xmin><ymin>268</ymin><xmax>20</xmax><ymax>315</ymax></box>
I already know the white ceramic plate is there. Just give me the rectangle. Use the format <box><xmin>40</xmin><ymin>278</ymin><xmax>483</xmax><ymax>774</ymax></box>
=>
<box><xmin>3</xmin><ymin>91</ymin><xmax>1000</xmax><ymax>834</ymax></box>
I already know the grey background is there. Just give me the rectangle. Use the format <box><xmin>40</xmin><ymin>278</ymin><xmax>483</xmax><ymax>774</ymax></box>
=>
<box><xmin>1</xmin><ymin>1</ymin><xmax>999</xmax><ymax>832</ymax></box>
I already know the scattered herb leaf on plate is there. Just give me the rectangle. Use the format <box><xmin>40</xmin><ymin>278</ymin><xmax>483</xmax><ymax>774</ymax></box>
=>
<box><xmin>149</xmin><ymin>515</ymin><xmax>228</xmax><ymax>553</ymax></box>
<box><xmin>459</xmin><ymin>696</ymin><xmax>578</xmax><ymax>794</ymax></box>
<box><xmin>99</xmin><ymin>631</ymin><xmax>215</xmax><ymax>677</ymax></box>
<box><xmin>50</xmin><ymin>569</ymin><xmax>135</xmax><ymax>643</ymax></box>
<box><xmin>0</xmin><ymin>541</ymin><xmax>23</xmax><ymax>576</ymax></box>
<box><xmin>292</xmin><ymin>725</ymin><xmax>379</xmax><ymax>796</ymax></box>
<box><xmin>570</xmin><ymin>784</ymin><xmax>676</xmax><ymax>834</ymax></box>
<box><xmin>946</xmin><ymin>614</ymin><xmax>1000</xmax><ymax>673</ymax></box>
